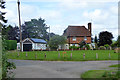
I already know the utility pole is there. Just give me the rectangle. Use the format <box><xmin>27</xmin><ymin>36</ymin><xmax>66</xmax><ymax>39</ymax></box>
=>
<box><xmin>49</xmin><ymin>26</ymin><xmax>50</xmax><ymax>41</ymax></box>
<box><xmin>17</xmin><ymin>0</ymin><xmax>22</xmax><ymax>52</ymax></box>
<box><xmin>49</xmin><ymin>26</ymin><xmax>50</xmax><ymax>51</ymax></box>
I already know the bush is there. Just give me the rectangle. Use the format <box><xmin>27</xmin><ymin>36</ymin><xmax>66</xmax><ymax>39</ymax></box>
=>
<box><xmin>79</xmin><ymin>40</ymin><xmax>86</xmax><ymax>48</ymax></box>
<box><xmin>104</xmin><ymin>44</ymin><xmax>110</xmax><ymax>50</ymax></box>
<box><xmin>69</xmin><ymin>46</ymin><xmax>79</xmax><ymax>50</ymax></box>
<box><xmin>94</xmin><ymin>43</ymin><xmax>98</xmax><ymax>50</ymax></box>
<box><xmin>5</xmin><ymin>40</ymin><xmax>17</xmax><ymax>50</ymax></box>
<box><xmin>111</xmin><ymin>42</ymin><xmax>118</xmax><ymax>49</ymax></box>
<box><xmin>99</xmin><ymin>46</ymin><xmax>106</xmax><ymax>50</ymax></box>
<box><xmin>85</xmin><ymin>44</ymin><xmax>90</xmax><ymax>50</ymax></box>
<box><xmin>114</xmin><ymin>47</ymin><xmax>120</xmax><ymax>53</ymax></box>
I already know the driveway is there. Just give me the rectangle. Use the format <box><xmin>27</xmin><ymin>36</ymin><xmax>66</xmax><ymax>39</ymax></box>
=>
<box><xmin>9</xmin><ymin>60</ymin><xmax>118</xmax><ymax>78</ymax></box>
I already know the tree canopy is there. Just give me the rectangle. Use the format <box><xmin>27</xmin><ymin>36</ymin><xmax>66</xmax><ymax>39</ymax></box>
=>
<box><xmin>94</xmin><ymin>35</ymin><xmax>98</xmax><ymax>43</ymax></box>
<box><xmin>117</xmin><ymin>35</ymin><xmax>120</xmax><ymax>47</ymax></box>
<box><xmin>98</xmin><ymin>31</ymin><xmax>113</xmax><ymax>46</ymax></box>
<box><xmin>49</xmin><ymin>35</ymin><xmax>67</xmax><ymax>50</ymax></box>
<box><xmin>22</xmin><ymin>18</ymin><xmax>49</xmax><ymax>40</ymax></box>
<box><xmin>2</xmin><ymin>25</ymin><xmax>20</xmax><ymax>42</ymax></box>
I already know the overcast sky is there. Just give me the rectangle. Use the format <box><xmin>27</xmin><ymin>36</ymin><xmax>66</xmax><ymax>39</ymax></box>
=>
<box><xmin>3</xmin><ymin>0</ymin><xmax>119</xmax><ymax>40</ymax></box>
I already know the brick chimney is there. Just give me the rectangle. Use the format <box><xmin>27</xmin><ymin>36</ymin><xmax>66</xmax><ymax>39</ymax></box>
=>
<box><xmin>88</xmin><ymin>22</ymin><xmax>92</xmax><ymax>35</ymax></box>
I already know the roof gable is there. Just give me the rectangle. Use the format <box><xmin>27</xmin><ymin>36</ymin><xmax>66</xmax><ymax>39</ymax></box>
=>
<box><xmin>63</xmin><ymin>26</ymin><xmax>91</xmax><ymax>36</ymax></box>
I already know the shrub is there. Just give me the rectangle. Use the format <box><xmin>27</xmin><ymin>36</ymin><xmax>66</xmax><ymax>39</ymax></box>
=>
<box><xmin>5</xmin><ymin>40</ymin><xmax>17</xmax><ymax>50</ymax></box>
<box><xmin>104</xmin><ymin>44</ymin><xmax>110</xmax><ymax>50</ymax></box>
<box><xmin>69</xmin><ymin>46</ymin><xmax>79</xmax><ymax>50</ymax></box>
<box><xmin>94</xmin><ymin>43</ymin><xmax>98</xmax><ymax>50</ymax></box>
<box><xmin>85</xmin><ymin>44</ymin><xmax>90</xmax><ymax>50</ymax></box>
<box><xmin>114</xmin><ymin>47</ymin><xmax>120</xmax><ymax>53</ymax></box>
<box><xmin>99</xmin><ymin>46</ymin><xmax>106</xmax><ymax>50</ymax></box>
<box><xmin>79</xmin><ymin>40</ymin><xmax>86</xmax><ymax>48</ymax></box>
<box><xmin>111</xmin><ymin>42</ymin><xmax>118</xmax><ymax>49</ymax></box>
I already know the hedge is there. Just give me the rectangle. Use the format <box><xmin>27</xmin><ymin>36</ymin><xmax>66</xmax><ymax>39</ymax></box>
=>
<box><xmin>69</xmin><ymin>46</ymin><xmax>79</xmax><ymax>50</ymax></box>
<box><xmin>5</xmin><ymin>40</ymin><xmax>17</xmax><ymax>50</ymax></box>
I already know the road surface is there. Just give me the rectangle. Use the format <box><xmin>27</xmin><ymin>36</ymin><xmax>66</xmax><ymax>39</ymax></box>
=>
<box><xmin>9</xmin><ymin>60</ymin><xmax>118</xmax><ymax>78</ymax></box>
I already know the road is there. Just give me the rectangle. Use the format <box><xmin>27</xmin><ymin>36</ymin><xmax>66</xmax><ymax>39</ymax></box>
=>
<box><xmin>9</xmin><ymin>60</ymin><xmax>118</xmax><ymax>78</ymax></box>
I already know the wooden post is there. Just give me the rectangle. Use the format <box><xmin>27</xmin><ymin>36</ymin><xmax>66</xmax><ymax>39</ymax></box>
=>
<box><xmin>49</xmin><ymin>48</ymin><xmax>50</xmax><ymax>51</ymax></box>
<box><xmin>71</xmin><ymin>53</ymin><xmax>72</xmax><ymax>59</ymax></box>
<box><xmin>26</xmin><ymin>52</ymin><xmax>27</xmax><ymax>57</ymax></box>
<box><xmin>109</xmin><ymin>53</ymin><xmax>111</xmax><ymax>59</ymax></box>
<box><xmin>58</xmin><ymin>53</ymin><xmax>60</xmax><ymax>58</ymax></box>
<box><xmin>45</xmin><ymin>53</ymin><xmax>46</xmax><ymax>58</ymax></box>
<box><xmin>35</xmin><ymin>53</ymin><xmax>37</xmax><ymax>59</ymax></box>
<box><xmin>83</xmin><ymin>53</ymin><xmax>85</xmax><ymax>59</ymax></box>
<box><xmin>17</xmin><ymin>52</ymin><xmax>19</xmax><ymax>57</ymax></box>
<box><xmin>96</xmin><ymin>53</ymin><xmax>98</xmax><ymax>59</ymax></box>
<box><xmin>72</xmin><ymin>48</ymin><xmax>73</xmax><ymax>51</ymax></box>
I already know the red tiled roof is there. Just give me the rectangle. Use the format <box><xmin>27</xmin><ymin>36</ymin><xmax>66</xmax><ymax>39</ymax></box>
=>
<box><xmin>63</xmin><ymin>26</ymin><xmax>91</xmax><ymax>36</ymax></box>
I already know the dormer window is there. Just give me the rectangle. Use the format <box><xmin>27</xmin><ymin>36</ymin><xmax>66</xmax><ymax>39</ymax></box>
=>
<box><xmin>72</xmin><ymin>37</ymin><xmax>76</xmax><ymax>41</ymax></box>
<box><xmin>84</xmin><ymin>36</ymin><xmax>87</xmax><ymax>41</ymax></box>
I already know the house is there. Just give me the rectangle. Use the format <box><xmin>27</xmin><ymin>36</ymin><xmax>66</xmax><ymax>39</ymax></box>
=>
<box><xmin>17</xmin><ymin>38</ymin><xmax>47</xmax><ymax>51</ymax></box>
<box><xmin>62</xmin><ymin>22</ymin><xmax>92</xmax><ymax>48</ymax></box>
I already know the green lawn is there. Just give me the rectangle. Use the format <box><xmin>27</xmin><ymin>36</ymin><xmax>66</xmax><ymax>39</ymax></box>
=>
<box><xmin>109</xmin><ymin>64</ymin><xmax>120</xmax><ymax>67</ymax></box>
<box><xmin>81</xmin><ymin>70</ymin><xmax>119</xmax><ymax>80</ymax></box>
<box><xmin>81</xmin><ymin>64</ymin><xmax>119</xmax><ymax>80</ymax></box>
<box><xmin>81</xmin><ymin>70</ymin><xmax>106</xmax><ymax>78</ymax></box>
<box><xmin>6</xmin><ymin>50</ymin><xmax>119</xmax><ymax>61</ymax></box>
<box><xmin>0</xmin><ymin>61</ymin><xmax>1</xmax><ymax>80</ymax></box>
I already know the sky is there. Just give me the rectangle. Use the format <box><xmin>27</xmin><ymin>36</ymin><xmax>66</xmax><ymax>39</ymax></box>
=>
<box><xmin>3</xmin><ymin>0</ymin><xmax>119</xmax><ymax>40</ymax></box>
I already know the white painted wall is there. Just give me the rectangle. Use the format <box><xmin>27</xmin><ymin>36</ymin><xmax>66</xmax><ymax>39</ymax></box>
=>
<box><xmin>58</xmin><ymin>44</ymin><xmax>69</xmax><ymax>49</ymax></box>
<box><xmin>17</xmin><ymin>43</ymin><xmax>20</xmax><ymax>50</ymax></box>
<box><xmin>32</xmin><ymin>43</ymin><xmax>46</xmax><ymax>50</ymax></box>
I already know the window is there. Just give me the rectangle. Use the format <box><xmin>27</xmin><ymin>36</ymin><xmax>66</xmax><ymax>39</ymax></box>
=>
<box><xmin>72</xmin><ymin>37</ymin><xmax>76</xmax><ymax>41</ymax></box>
<box><xmin>84</xmin><ymin>36</ymin><xmax>87</xmax><ymax>41</ymax></box>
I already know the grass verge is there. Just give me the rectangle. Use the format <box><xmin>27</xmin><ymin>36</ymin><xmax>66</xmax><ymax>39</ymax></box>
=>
<box><xmin>6</xmin><ymin>50</ymin><xmax>119</xmax><ymax>61</ymax></box>
<box><xmin>109</xmin><ymin>64</ymin><xmax>120</xmax><ymax>67</ymax></box>
<box><xmin>81</xmin><ymin>64</ymin><xmax>120</xmax><ymax>80</ymax></box>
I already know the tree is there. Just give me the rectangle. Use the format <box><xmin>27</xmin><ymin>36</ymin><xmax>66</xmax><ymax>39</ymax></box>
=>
<box><xmin>117</xmin><ymin>35</ymin><xmax>120</xmax><ymax>47</ymax></box>
<box><xmin>22</xmin><ymin>18</ymin><xmax>49</xmax><ymax>40</ymax></box>
<box><xmin>49</xmin><ymin>35</ymin><xmax>67</xmax><ymax>50</ymax></box>
<box><xmin>2</xmin><ymin>25</ymin><xmax>20</xmax><ymax>42</ymax></box>
<box><xmin>0</xmin><ymin>1</ymin><xmax>16</xmax><ymax>79</ymax></box>
<box><xmin>98</xmin><ymin>31</ymin><xmax>113</xmax><ymax>46</ymax></box>
<box><xmin>94</xmin><ymin>35</ymin><xmax>98</xmax><ymax>43</ymax></box>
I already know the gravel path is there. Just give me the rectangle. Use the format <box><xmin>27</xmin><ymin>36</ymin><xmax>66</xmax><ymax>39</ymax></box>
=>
<box><xmin>9</xmin><ymin>60</ymin><xmax>118</xmax><ymax>78</ymax></box>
